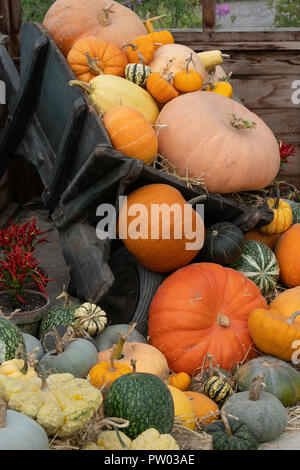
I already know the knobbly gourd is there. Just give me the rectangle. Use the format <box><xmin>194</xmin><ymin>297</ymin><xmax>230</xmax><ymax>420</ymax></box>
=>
<box><xmin>43</xmin><ymin>0</ymin><xmax>147</xmax><ymax>57</ymax></box>
<box><xmin>156</xmin><ymin>92</ymin><xmax>280</xmax><ymax>194</ymax></box>
<box><xmin>67</xmin><ymin>36</ymin><xmax>128</xmax><ymax>82</ymax></box>
<box><xmin>234</xmin><ymin>355</ymin><xmax>300</xmax><ymax>407</ymax></box>
<box><xmin>148</xmin><ymin>263</ymin><xmax>267</xmax><ymax>374</ymax></box>
<box><xmin>230</xmin><ymin>240</ymin><xmax>279</xmax><ymax>296</ymax></box>
<box><xmin>69</xmin><ymin>74</ymin><xmax>159</xmax><ymax>124</ymax></box>
<box><xmin>259</xmin><ymin>197</ymin><xmax>292</xmax><ymax>235</ymax></box>
<box><xmin>0</xmin><ymin>358</ymin><xmax>37</xmax><ymax>380</ymax></box>
<box><xmin>0</xmin><ymin>373</ymin><xmax>103</xmax><ymax>437</ymax></box>
<box><xmin>103</xmin><ymin>368</ymin><xmax>174</xmax><ymax>439</ymax></box>
<box><xmin>223</xmin><ymin>375</ymin><xmax>287</xmax><ymax>443</ymax></box>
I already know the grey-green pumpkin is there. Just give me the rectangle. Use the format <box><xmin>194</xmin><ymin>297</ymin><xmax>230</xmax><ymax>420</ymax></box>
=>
<box><xmin>95</xmin><ymin>324</ymin><xmax>146</xmax><ymax>352</ymax></box>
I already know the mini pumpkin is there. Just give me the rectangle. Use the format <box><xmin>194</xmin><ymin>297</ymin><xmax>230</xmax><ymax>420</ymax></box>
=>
<box><xmin>169</xmin><ymin>371</ymin><xmax>191</xmax><ymax>391</ymax></box>
<box><xmin>88</xmin><ymin>345</ymin><xmax>132</xmax><ymax>390</ymax></box>
<box><xmin>67</xmin><ymin>36</ymin><xmax>128</xmax><ymax>82</ymax></box>
<box><xmin>146</xmin><ymin>72</ymin><xmax>179</xmax><ymax>104</ymax></box>
<box><xmin>206</xmin><ymin>81</ymin><xmax>233</xmax><ymax>98</ymax></box>
<box><xmin>259</xmin><ymin>197</ymin><xmax>292</xmax><ymax>235</ymax></box>
<box><xmin>73</xmin><ymin>302</ymin><xmax>107</xmax><ymax>336</ymax></box>
<box><xmin>173</xmin><ymin>53</ymin><xmax>203</xmax><ymax>93</ymax></box>
<box><xmin>203</xmin><ymin>376</ymin><xmax>233</xmax><ymax>404</ymax></box>
<box><xmin>125</xmin><ymin>63</ymin><xmax>152</xmax><ymax>87</ymax></box>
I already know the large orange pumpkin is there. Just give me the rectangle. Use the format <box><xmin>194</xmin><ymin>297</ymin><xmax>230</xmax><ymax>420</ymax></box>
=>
<box><xmin>156</xmin><ymin>92</ymin><xmax>280</xmax><ymax>194</ymax></box>
<box><xmin>148</xmin><ymin>263</ymin><xmax>267</xmax><ymax>374</ymax></box>
<box><xmin>43</xmin><ymin>0</ymin><xmax>147</xmax><ymax>57</ymax></box>
<box><xmin>275</xmin><ymin>224</ymin><xmax>300</xmax><ymax>287</ymax></box>
<box><xmin>117</xmin><ymin>184</ymin><xmax>205</xmax><ymax>273</ymax></box>
<box><xmin>103</xmin><ymin>106</ymin><xmax>158</xmax><ymax>164</ymax></box>
<box><xmin>67</xmin><ymin>36</ymin><xmax>128</xmax><ymax>82</ymax></box>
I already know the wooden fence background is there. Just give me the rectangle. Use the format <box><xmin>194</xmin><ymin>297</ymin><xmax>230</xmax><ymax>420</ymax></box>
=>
<box><xmin>0</xmin><ymin>0</ymin><xmax>299</xmax><ymax>203</ymax></box>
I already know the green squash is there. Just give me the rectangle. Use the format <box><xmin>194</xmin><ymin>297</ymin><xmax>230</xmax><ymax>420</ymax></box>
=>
<box><xmin>37</xmin><ymin>338</ymin><xmax>98</xmax><ymax>378</ymax></box>
<box><xmin>234</xmin><ymin>355</ymin><xmax>300</xmax><ymax>407</ymax></box>
<box><xmin>223</xmin><ymin>376</ymin><xmax>287</xmax><ymax>443</ymax></box>
<box><xmin>95</xmin><ymin>324</ymin><xmax>146</xmax><ymax>352</ymax></box>
<box><xmin>204</xmin><ymin>415</ymin><xmax>258</xmax><ymax>450</ymax></box>
<box><xmin>22</xmin><ymin>333</ymin><xmax>44</xmax><ymax>361</ymax></box>
<box><xmin>0</xmin><ymin>407</ymin><xmax>49</xmax><ymax>450</ymax></box>
<box><xmin>198</xmin><ymin>222</ymin><xmax>245</xmax><ymax>265</ymax></box>
<box><xmin>103</xmin><ymin>371</ymin><xmax>174</xmax><ymax>439</ymax></box>
<box><xmin>39</xmin><ymin>301</ymin><xmax>80</xmax><ymax>339</ymax></box>
<box><xmin>230</xmin><ymin>240</ymin><xmax>279</xmax><ymax>296</ymax></box>
<box><xmin>0</xmin><ymin>317</ymin><xmax>25</xmax><ymax>364</ymax></box>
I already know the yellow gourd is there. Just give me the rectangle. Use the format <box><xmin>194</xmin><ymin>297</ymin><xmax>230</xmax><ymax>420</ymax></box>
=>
<box><xmin>69</xmin><ymin>74</ymin><xmax>159</xmax><ymax>124</ymax></box>
<box><xmin>198</xmin><ymin>50</ymin><xmax>230</xmax><ymax>70</ymax></box>
<box><xmin>167</xmin><ymin>384</ymin><xmax>196</xmax><ymax>430</ymax></box>
<box><xmin>0</xmin><ymin>359</ymin><xmax>38</xmax><ymax>380</ymax></box>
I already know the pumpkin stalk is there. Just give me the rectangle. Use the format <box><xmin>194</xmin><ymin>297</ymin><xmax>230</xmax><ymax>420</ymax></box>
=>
<box><xmin>249</xmin><ymin>374</ymin><xmax>266</xmax><ymax>401</ymax></box>
<box><xmin>69</xmin><ymin>80</ymin><xmax>92</xmax><ymax>95</ymax></box>
<box><xmin>85</xmin><ymin>52</ymin><xmax>104</xmax><ymax>76</ymax></box>
<box><xmin>114</xmin><ymin>323</ymin><xmax>137</xmax><ymax>360</ymax></box>
<box><xmin>0</xmin><ymin>308</ymin><xmax>20</xmax><ymax>320</ymax></box>
<box><xmin>228</xmin><ymin>113</ymin><xmax>256</xmax><ymax>130</ymax></box>
<box><xmin>221</xmin><ymin>411</ymin><xmax>232</xmax><ymax>437</ymax></box>
<box><xmin>188</xmin><ymin>194</ymin><xmax>207</xmax><ymax>206</ymax></box>
<box><xmin>56</xmin><ymin>286</ymin><xmax>73</xmax><ymax>307</ymax></box>
<box><xmin>14</xmin><ymin>343</ymin><xmax>28</xmax><ymax>374</ymax></box>
<box><xmin>286</xmin><ymin>310</ymin><xmax>300</xmax><ymax>326</ymax></box>
<box><xmin>217</xmin><ymin>315</ymin><xmax>230</xmax><ymax>327</ymax></box>
<box><xmin>185</xmin><ymin>53</ymin><xmax>196</xmax><ymax>75</ymax></box>
<box><xmin>274</xmin><ymin>182</ymin><xmax>281</xmax><ymax>210</ymax></box>
<box><xmin>131</xmin><ymin>359</ymin><xmax>137</xmax><ymax>373</ymax></box>
<box><xmin>109</xmin><ymin>345</ymin><xmax>118</xmax><ymax>372</ymax></box>
<box><xmin>0</xmin><ymin>399</ymin><xmax>7</xmax><ymax>428</ymax></box>
<box><xmin>99</xmin><ymin>3</ymin><xmax>115</xmax><ymax>26</ymax></box>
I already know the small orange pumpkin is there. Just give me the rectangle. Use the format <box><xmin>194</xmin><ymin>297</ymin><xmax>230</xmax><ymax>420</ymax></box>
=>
<box><xmin>67</xmin><ymin>36</ymin><xmax>128</xmax><ymax>82</ymax></box>
<box><xmin>146</xmin><ymin>72</ymin><xmax>179</xmax><ymax>104</ymax></box>
<box><xmin>184</xmin><ymin>391</ymin><xmax>219</xmax><ymax>424</ymax></box>
<box><xmin>259</xmin><ymin>197</ymin><xmax>292</xmax><ymax>235</ymax></box>
<box><xmin>169</xmin><ymin>372</ymin><xmax>191</xmax><ymax>391</ymax></box>
<box><xmin>88</xmin><ymin>345</ymin><xmax>132</xmax><ymax>390</ymax></box>
<box><xmin>103</xmin><ymin>105</ymin><xmax>158</xmax><ymax>164</ymax></box>
<box><xmin>206</xmin><ymin>81</ymin><xmax>233</xmax><ymax>98</ymax></box>
<box><xmin>149</xmin><ymin>30</ymin><xmax>174</xmax><ymax>48</ymax></box>
<box><xmin>275</xmin><ymin>224</ymin><xmax>300</xmax><ymax>287</ymax></box>
<box><xmin>173</xmin><ymin>53</ymin><xmax>203</xmax><ymax>93</ymax></box>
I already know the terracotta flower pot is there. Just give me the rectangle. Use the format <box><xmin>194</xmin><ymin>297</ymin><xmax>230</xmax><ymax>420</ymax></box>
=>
<box><xmin>0</xmin><ymin>290</ymin><xmax>50</xmax><ymax>337</ymax></box>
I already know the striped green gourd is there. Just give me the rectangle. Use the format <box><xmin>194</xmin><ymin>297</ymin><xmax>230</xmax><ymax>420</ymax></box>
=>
<box><xmin>0</xmin><ymin>316</ymin><xmax>25</xmax><ymax>363</ymax></box>
<box><xmin>39</xmin><ymin>290</ymin><xmax>79</xmax><ymax>339</ymax></box>
<box><xmin>230</xmin><ymin>240</ymin><xmax>279</xmax><ymax>296</ymax></box>
<box><xmin>203</xmin><ymin>376</ymin><xmax>233</xmax><ymax>404</ymax></box>
<box><xmin>103</xmin><ymin>371</ymin><xmax>174</xmax><ymax>439</ymax></box>
<box><xmin>125</xmin><ymin>63</ymin><xmax>152</xmax><ymax>87</ymax></box>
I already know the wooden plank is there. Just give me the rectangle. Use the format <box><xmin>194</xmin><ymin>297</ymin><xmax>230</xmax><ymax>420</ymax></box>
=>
<box><xmin>230</xmin><ymin>75</ymin><xmax>300</xmax><ymax>109</ymax></box>
<box><xmin>202</xmin><ymin>0</ymin><xmax>216</xmax><ymax>32</ymax></box>
<box><xmin>253</xmin><ymin>109</ymin><xmax>300</xmax><ymax>144</ymax></box>
<box><xmin>223</xmin><ymin>51</ymin><xmax>300</xmax><ymax>75</ymax></box>
<box><xmin>171</xmin><ymin>29</ymin><xmax>300</xmax><ymax>44</ymax></box>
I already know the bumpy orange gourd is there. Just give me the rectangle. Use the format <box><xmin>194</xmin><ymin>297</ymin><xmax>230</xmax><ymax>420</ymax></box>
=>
<box><xmin>122</xmin><ymin>35</ymin><xmax>156</xmax><ymax>64</ymax></box>
<box><xmin>169</xmin><ymin>372</ymin><xmax>191</xmax><ymax>391</ymax></box>
<box><xmin>270</xmin><ymin>286</ymin><xmax>300</xmax><ymax>325</ymax></box>
<box><xmin>173</xmin><ymin>54</ymin><xmax>203</xmax><ymax>93</ymax></box>
<box><xmin>103</xmin><ymin>106</ymin><xmax>158</xmax><ymax>164</ymax></box>
<box><xmin>184</xmin><ymin>391</ymin><xmax>219</xmax><ymax>424</ymax></box>
<box><xmin>67</xmin><ymin>37</ymin><xmax>128</xmax><ymax>82</ymax></box>
<box><xmin>117</xmin><ymin>184</ymin><xmax>205</xmax><ymax>273</ymax></box>
<box><xmin>244</xmin><ymin>230</ymin><xmax>281</xmax><ymax>251</ymax></box>
<box><xmin>148</xmin><ymin>263</ymin><xmax>267</xmax><ymax>374</ymax></box>
<box><xmin>43</xmin><ymin>0</ymin><xmax>147</xmax><ymax>57</ymax></box>
<box><xmin>156</xmin><ymin>92</ymin><xmax>280</xmax><ymax>194</ymax></box>
<box><xmin>248</xmin><ymin>307</ymin><xmax>300</xmax><ymax>362</ymax></box>
<box><xmin>146</xmin><ymin>72</ymin><xmax>179</xmax><ymax>104</ymax></box>
<box><xmin>275</xmin><ymin>224</ymin><xmax>300</xmax><ymax>287</ymax></box>
<box><xmin>260</xmin><ymin>198</ymin><xmax>293</xmax><ymax>235</ymax></box>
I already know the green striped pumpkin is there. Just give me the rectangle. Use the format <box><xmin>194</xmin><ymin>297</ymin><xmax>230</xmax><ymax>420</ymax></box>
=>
<box><xmin>0</xmin><ymin>317</ymin><xmax>25</xmax><ymax>363</ymax></box>
<box><xmin>203</xmin><ymin>376</ymin><xmax>233</xmax><ymax>404</ymax></box>
<box><xmin>39</xmin><ymin>303</ymin><xmax>79</xmax><ymax>339</ymax></box>
<box><xmin>125</xmin><ymin>63</ymin><xmax>152</xmax><ymax>87</ymax></box>
<box><xmin>230</xmin><ymin>240</ymin><xmax>279</xmax><ymax>296</ymax></box>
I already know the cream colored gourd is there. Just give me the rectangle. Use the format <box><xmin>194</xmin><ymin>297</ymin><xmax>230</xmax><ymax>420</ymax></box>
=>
<box><xmin>69</xmin><ymin>74</ymin><xmax>159</xmax><ymax>124</ymax></box>
<box><xmin>156</xmin><ymin>92</ymin><xmax>281</xmax><ymax>194</ymax></box>
<box><xmin>148</xmin><ymin>44</ymin><xmax>207</xmax><ymax>82</ymax></box>
<box><xmin>198</xmin><ymin>50</ymin><xmax>229</xmax><ymax>70</ymax></box>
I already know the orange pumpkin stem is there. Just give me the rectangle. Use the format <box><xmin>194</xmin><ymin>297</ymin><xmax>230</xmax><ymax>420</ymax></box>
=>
<box><xmin>85</xmin><ymin>52</ymin><xmax>104</xmax><ymax>76</ymax></box>
<box><xmin>217</xmin><ymin>315</ymin><xmax>230</xmax><ymax>327</ymax></box>
<box><xmin>0</xmin><ymin>399</ymin><xmax>7</xmax><ymax>428</ymax></box>
<box><xmin>286</xmin><ymin>310</ymin><xmax>300</xmax><ymax>326</ymax></box>
<box><xmin>99</xmin><ymin>3</ymin><xmax>115</xmax><ymax>26</ymax></box>
<box><xmin>249</xmin><ymin>374</ymin><xmax>266</xmax><ymax>401</ymax></box>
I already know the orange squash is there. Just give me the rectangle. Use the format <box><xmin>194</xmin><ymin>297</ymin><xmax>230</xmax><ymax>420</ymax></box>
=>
<box><xmin>270</xmin><ymin>286</ymin><xmax>300</xmax><ymax>325</ymax></box>
<box><xmin>149</xmin><ymin>31</ymin><xmax>174</xmax><ymax>49</ymax></box>
<box><xmin>156</xmin><ymin>92</ymin><xmax>281</xmax><ymax>194</ymax></box>
<box><xmin>184</xmin><ymin>391</ymin><xmax>219</xmax><ymax>424</ymax></box>
<box><xmin>275</xmin><ymin>224</ymin><xmax>300</xmax><ymax>287</ymax></box>
<box><xmin>244</xmin><ymin>230</ymin><xmax>281</xmax><ymax>251</ymax></box>
<box><xmin>146</xmin><ymin>72</ymin><xmax>179</xmax><ymax>104</ymax></box>
<box><xmin>88</xmin><ymin>346</ymin><xmax>132</xmax><ymax>390</ymax></box>
<box><xmin>43</xmin><ymin>0</ymin><xmax>147</xmax><ymax>57</ymax></box>
<box><xmin>148</xmin><ymin>263</ymin><xmax>267</xmax><ymax>374</ymax></box>
<box><xmin>67</xmin><ymin>37</ymin><xmax>128</xmax><ymax>82</ymax></box>
<box><xmin>103</xmin><ymin>106</ymin><xmax>158</xmax><ymax>164</ymax></box>
<box><xmin>117</xmin><ymin>184</ymin><xmax>205</xmax><ymax>273</ymax></box>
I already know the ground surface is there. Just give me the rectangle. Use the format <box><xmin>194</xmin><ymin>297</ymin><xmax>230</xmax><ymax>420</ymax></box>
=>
<box><xmin>215</xmin><ymin>1</ymin><xmax>275</xmax><ymax>29</ymax></box>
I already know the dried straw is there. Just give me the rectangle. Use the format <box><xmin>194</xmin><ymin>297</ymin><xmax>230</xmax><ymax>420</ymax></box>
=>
<box><xmin>153</xmin><ymin>154</ymin><xmax>207</xmax><ymax>191</ymax></box>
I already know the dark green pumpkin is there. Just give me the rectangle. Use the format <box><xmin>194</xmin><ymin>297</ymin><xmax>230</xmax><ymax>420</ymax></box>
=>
<box><xmin>204</xmin><ymin>416</ymin><xmax>258</xmax><ymax>450</ymax></box>
<box><xmin>39</xmin><ymin>302</ymin><xmax>79</xmax><ymax>339</ymax></box>
<box><xmin>234</xmin><ymin>355</ymin><xmax>300</xmax><ymax>407</ymax></box>
<box><xmin>103</xmin><ymin>372</ymin><xmax>174</xmax><ymax>439</ymax></box>
<box><xmin>197</xmin><ymin>222</ymin><xmax>245</xmax><ymax>265</ymax></box>
<box><xmin>0</xmin><ymin>317</ymin><xmax>26</xmax><ymax>363</ymax></box>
